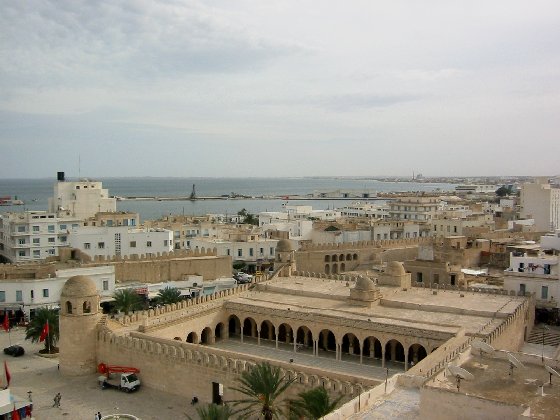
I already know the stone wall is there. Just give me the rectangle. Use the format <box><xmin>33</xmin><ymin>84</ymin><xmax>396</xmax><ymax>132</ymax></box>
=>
<box><xmin>96</xmin><ymin>329</ymin><xmax>376</xmax><ymax>403</ymax></box>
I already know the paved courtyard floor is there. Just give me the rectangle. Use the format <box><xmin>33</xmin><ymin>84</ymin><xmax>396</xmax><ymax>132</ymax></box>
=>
<box><xmin>1</xmin><ymin>328</ymin><xmax>199</xmax><ymax>420</ymax></box>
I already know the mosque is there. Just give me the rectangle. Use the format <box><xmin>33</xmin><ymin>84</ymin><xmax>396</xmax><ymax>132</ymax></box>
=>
<box><xmin>59</xmin><ymin>239</ymin><xmax>534</xmax><ymax>411</ymax></box>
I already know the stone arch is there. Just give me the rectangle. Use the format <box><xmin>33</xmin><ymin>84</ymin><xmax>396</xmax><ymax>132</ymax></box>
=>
<box><xmin>332</xmin><ymin>254</ymin><xmax>338</xmax><ymax>262</ymax></box>
<box><xmin>66</xmin><ymin>301</ymin><xmax>73</xmax><ymax>314</ymax></box>
<box><xmin>260</xmin><ymin>320</ymin><xmax>276</xmax><ymax>341</ymax></box>
<box><xmin>346</xmin><ymin>254</ymin><xmax>352</xmax><ymax>261</ymax></box>
<box><xmin>296</xmin><ymin>326</ymin><xmax>313</xmax><ymax>351</ymax></box>
<box><xmin>325</xmin><ymin>264</ymin><xmax>330</xmax><ymax>275</ymax></box>
<box><xmin>353</xmin><ymin>253</ymin><xmax>358</xmax><ymax>260</ymax></box>
<box><xmin>340</xmin><ymin>262</ymin><xmax>346</xmax><ymax>272</ymax></box>
<box><xmin>408</xmin><ymin>343</ymin><xmax>428</xmax><ymax>364</ymax></box>
<box><xmin>201</xmin><ymin>327</ymin><xmax>213</xmax><ymax>345</ymax></box>
<box><xmin>332</xmin><ymin>263</ymin><xmax>338</xmax><ymax>274</ymax></box>
<box><xmin>83</xmin><ymin>300</ymin><xmax>91</xmax><ymax>313</ymax></box>
<box><xmin>186</xmin><ymin>331</ymin><xmax>198</xmax><ymax>344</ymax></box>
<box><xmin>325</xmin><ymin>255</ymin><xmax>331</xmax><ymax>262</ymax></box>
<box><xmin>385</xmin><ymin>339</ymin><xmax>405</xmax><ymax>363</ymax></box>
<box><xmin>243</xmin><ymin>317</ymin><xmax>258</xmax><ymax>338</ymax></box>
<box><xmin>318</xmin><ymin>329</ymin><xmax>337</xmax><ymax>353</ymax></box>
<box><xmin>341</xmin><ymin>333</ymin><xmax>361</xmax><ymax>358</ymax></box>
<box><xmin>339</xmin><ymin>254</ymin><xmax>344</xmax><ymax>261</ymax></box>
<box><xmin>363</xmin><ymin>336</ymin><xmax>382</xmax><ymax>360</ymax></box>
<box><xmin>278</xmin><ymin>323</ymin><xmax>294</xmax><ymax>345</ymax></box>
<box><xmin>215</xmin><ymin>322</ymin><xmax>226</xmax><ymax>341</ymax></box>
<box><xmin>228</xmin><ymin>315</ymin><xmax>241</xmax><ymax>337</ymax></box>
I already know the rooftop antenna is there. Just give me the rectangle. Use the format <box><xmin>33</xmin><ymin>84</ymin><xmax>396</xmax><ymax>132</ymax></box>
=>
<box><xmin>447</xmin><ymin>364</ymin><xmax>474</xmax><ymax>392</ymax></box>
<box><xmin>471</xmin><ymin>340</ymin><xmax>495</xmax><ymax>357</ymax></box>
<box><xmin>507</xmin><ymin>352</ymin><xmax>525</xmax><ymax>376</ymax></box>
<box><xmin>545</xmin><ymin>365</ymin><xmax>560</xmax><ymax>385</ymax></box>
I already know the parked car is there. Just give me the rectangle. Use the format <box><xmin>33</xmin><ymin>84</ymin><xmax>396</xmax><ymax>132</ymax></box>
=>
<box><xmin>4</xmin><ymin>345</ymin><xmax>24</xmax><ymax>357</ymax></box>
<box><xmin>234</xmin><ymin>272</ymin><xmax>253</xmax><ymax>284</ymax></box>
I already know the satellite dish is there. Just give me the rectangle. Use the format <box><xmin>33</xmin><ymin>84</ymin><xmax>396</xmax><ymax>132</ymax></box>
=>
<box><xmin>545</xmin><ymin>365</ymin><xmax>560</xmax><ymax>385</ymax></box>
<box><xmin>471</xmin><ymin>340</ymin><xmax>495</xmax><ymax>356</ymax></box>
<box><xmin>447</xmin><ymin>364</ymin><xmax>474</xmax><ymax>392</ymax></box>
<box><xmin>507</xmin><ymin>353</ymin><xmax>525</xmax><ymax>376</ymax></box>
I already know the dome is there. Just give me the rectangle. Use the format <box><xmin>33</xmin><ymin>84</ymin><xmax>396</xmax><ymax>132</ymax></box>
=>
<box><xmin>276</xmin><ymin>239</ymin><xmax>293</xmax><ymax>252</ymax></box>
<box><xmin>60</xmin><ymin>275</ymin><xmax>98</xmax><ymax>298</ymax></box>
<box><xmin>354</xmin><ymin>276</ymin><xmax>376</xmax><ymax>291</ymax></box>
<box><xmin>386</xmin><ymin>261</ymin><xmax>406</xmax><ymax>276</ymax></box>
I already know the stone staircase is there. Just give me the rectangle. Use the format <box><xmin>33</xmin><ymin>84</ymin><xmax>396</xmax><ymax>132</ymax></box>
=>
<box><xmin>527</xmin><ymin>324</ymin><xmax>560</xmax><ymax>347</ymax></box>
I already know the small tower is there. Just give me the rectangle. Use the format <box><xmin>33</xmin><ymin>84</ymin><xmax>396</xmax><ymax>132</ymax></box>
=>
<box><xmin>274</xmin><ymin>239</ymin><xmax>296</xmax><ymax>277</ymax></box>
<box><xmin>349</xmin><ymin>275</ymin><xmax>382</xmax><ymax>308</ymax></box>
<box><xmin>59</xmin><ymin>275</ymin><xmax>101</xmax><ymax>376</ymax></box>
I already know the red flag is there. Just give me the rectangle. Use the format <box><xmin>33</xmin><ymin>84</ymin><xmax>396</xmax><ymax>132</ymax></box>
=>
<box><xmin>2</xmin><ymin>313</ymin><xmax>9</xmax><ymax>332</ymax></box>
<box><xmin>39</xmin><ymin>321</ymin><xmax>49</xmax><ymax>342</ymax></box>
<box><xmin>11</xmin><ymin>405</ymin><xmax>20</xmax><ymax>420</ymax></box>
<box><xmin>4</xmin><ymin>361</ymin><xmax>11</xmax><ymax>387</ymax></box>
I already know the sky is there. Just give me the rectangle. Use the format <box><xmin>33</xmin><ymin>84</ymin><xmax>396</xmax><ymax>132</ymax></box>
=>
<box><xmin>1</xmin><ymin>0</ymin><xmax>559</xmax><ymax>178</ymax></box>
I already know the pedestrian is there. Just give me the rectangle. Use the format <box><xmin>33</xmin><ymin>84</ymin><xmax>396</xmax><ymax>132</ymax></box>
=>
<box><xmin>53</xmin><ymin>392</ymin><xmax>61</xmax><ymax>408</ymax></box>
<box><xmin>95</xmin><ymin>411</ymin><xmax>102</xmax><ymax>420</ymax></box>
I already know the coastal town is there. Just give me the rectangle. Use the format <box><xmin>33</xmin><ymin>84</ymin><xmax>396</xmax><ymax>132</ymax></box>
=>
<box><xmin>0</xmin><ymin>172</ymin><xmax>559</xmax><ymax>419</ymax></box>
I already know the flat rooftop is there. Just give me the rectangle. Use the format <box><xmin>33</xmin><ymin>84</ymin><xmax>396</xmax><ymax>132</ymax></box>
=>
<box><xmin>427</xmin><ymin>353</ymin><xmax>560</xmax><ymax>419</ymax></box>
<box><xmin>226</xmin><ymin>276</ymin><xmax>526</xmax><ymax>335</ymax></box>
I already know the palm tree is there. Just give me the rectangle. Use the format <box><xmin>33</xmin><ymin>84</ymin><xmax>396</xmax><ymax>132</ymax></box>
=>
<box><xmin>157</xmin><ymin>286</ymin><xmax>182</xmax><ymax>305</ymax></box>
<box><xmin>230</xmin><ymin>362</ymin><xmax>295</xmax><ymax>420</ymax></box>
<box><xmin>112</xmin><ymin>289</ymin><xmax>142</xmax><ymax>315</ymax></box>
<box><xmin>25</xmin><ymin>307</ymin><xmax>59</xmax><ymax>354</ymax></box>
<box><xmin>188</xmin><ymin>403</ymin><xmax>235</xmax><ymax>420</ymax></box>
<box><xmin>289</xmin><ymin>387</ymin><xmax>343</xmax><ymax>419</ymax></box>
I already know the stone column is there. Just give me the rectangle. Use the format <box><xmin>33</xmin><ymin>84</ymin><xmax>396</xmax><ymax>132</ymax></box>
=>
<box><xmin>381</xmin><ymin>345</ymin><xmax>386</xmax><ymax>368</ymax></box>
<box><xmin>360</xmin><ymin>341</ymin><xmax>363</xmax><ymax>364</ymax></box>
<box><xmin>390</xmin><ymin>341</ymin><xmax>397</xmax><ymax>362</ymax></box>
<box><xmin>313</xmin><ymin>340</ymin><xmax>318</xmax><ymax>356</ymax></box>
<box><xmin>275</xmin><ymin>335</ymin><xmax>279</xmax><ymax>349</ymax></box>
<box><xmin>240</xmin><ymin>325</ymin><xmax>244</xmax><ymax>344</ymax></box>
<box><xmin>294</xmin><ymin>339</ymin><xmax>297</xmax><ymax>353</ymax></box>
<box><xmin>404</xmin><ymin>349</ymin><xmax>408</xmax><ymax>372</ymax></box>
<box><xmin>257</xmin><ymin>329</ymin><xmax>261</xmax><ymax>346</ymax></box>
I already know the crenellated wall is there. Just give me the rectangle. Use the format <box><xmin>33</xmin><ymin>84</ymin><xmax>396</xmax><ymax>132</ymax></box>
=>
<box><xmin>96</xmin><ymin>329</ymin><xmax>377</xmax><ymax>403</ymax></box>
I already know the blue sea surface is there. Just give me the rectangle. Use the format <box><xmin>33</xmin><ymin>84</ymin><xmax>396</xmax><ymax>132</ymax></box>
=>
<box><xmin>0</xmin><ymin>177</ymin><xmax>456</xmax><ymax>221</ymax></box>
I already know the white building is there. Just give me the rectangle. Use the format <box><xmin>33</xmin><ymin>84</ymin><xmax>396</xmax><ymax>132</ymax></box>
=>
<box><xmin>388</xmin><ymin>197</ymin><xmax>440</xmax><ymax>221</ymax></box>
<box><xmin>0</xmin><ymin>265</ymin><xmax>115</xmax><ymax>319</ymax></box>
<box><xmin>48</xmin><ymin>172</ymin><xmax>116</xmax><ymax>219</ymax></box>
<box><xmin>69</xmin><ymin>225</ymin><xmax>173</xmax><ymax>259</ymax></box>
<box><xmin>520</xmin><ymin>178</ymin><xmax>560</xmax><ymax>232</ymax></box>
<box><xmin>187</xmin><ymin>235</ymin><xmax>278</xmax><ymax>271</ymax></box>
<box><xmin>339</xmin><ymin>202</ymin><xmax>390</xmax><ymax>219</ymax></box>
<box><xmin>541</xmin><ymin>230</ymin><xmax>560</xmax><ymax>251</ymax></box>
<box><xmin>503</xmin><ymin>252</ymin><xmax>559</xmax><ymax>309</ymax></box>
<box><xmin>431</xmin><ymin>213</ymin><xmax>494</xmax><ymax>237</ymax></box>
<box><xmin>0</xmin><ymin>211</ymin><xmax>82</xmax><ymax>263</ymax></box>
<box><xmin>455</xmin><ymin>184</ymin><xmax>497</xmax><ymax>194</ymax></box>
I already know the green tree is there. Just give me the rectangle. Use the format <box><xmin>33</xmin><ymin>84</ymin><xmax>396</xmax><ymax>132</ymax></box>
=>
<box><xmin>237</xmin><ymin>208</ymin><xmax>258</xmax><ymax>226</ymax></box>
<box><xmin>156</xmin><ymin>286</ymin><xmax>182</xmax><ymax>305</ymax></box>
<box><xmin>495</xmin><ymin>185</ymin><xmax>513</xmax><ymax>197</ymax></box>
<box><xmin>230</xmin><ymin>362</ymin><xmax>295</xmax><ymax>420</ymax></box>
<box><xmin>25</xmin><ymin>307</ymin><xmax>59</xmax><ymax>354</ymax></box>
<box><xmin>289</xmin><ymin>387</ymin><xmax>343</xmax><ymax>419</ymax></box>
<box><xmin>113</xmin><ymin>288</ymin><xmax>142</xmax><ymax>315</ymax></box>
<box><xmin>188</xmin><ymin>403</ymin><xmax>235</xmax><ymax>420</ymax></box>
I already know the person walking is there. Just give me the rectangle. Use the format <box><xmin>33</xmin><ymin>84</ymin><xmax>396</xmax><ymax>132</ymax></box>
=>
<box><xmin>95</xmin><ymin>412</ymin><xmax>102</xmax><ymax>420</ymax></box>
<box><xmin>53</xmin><ymin>392</ymin><xmax>61</xmax><ymax>408</ymax></box>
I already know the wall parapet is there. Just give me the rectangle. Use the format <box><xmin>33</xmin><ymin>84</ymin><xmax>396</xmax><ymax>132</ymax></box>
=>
<box><xmin>301</xmin><ymin>237</ymin><xmax>433</xmax><ymax>252</ymax></box>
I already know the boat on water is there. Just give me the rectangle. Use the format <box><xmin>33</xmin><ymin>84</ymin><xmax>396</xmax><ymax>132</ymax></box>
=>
<box><xmin>0</xmin><ymin>196</ymin><xmax>24</xmax><ymax>206</ymax></box>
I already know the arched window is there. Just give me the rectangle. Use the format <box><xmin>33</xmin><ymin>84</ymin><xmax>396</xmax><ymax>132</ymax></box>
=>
<box><xmin>66</xmin><ymin>301</ymin><xmax>73</xmax><ymax>314</ymax></box>
<box><xmin>83</xmin><ymin>301</ymin><xmax>91</xmax><ymax>314</ymax></box>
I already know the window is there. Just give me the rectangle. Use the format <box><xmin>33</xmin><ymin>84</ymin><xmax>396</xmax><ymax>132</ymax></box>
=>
<box><xmin>519</xmin><ymin>283</ymin><xmax>526</xmax><ymax>294</ymax></box>
<box><xmin>15</xmin><ymin>290</ymin><xmax>22</xmax><ymax>302</ymax></box>
<box><xmin>18</xmin><ymin>238</ymin><xmax>25</xmax><ymax>245</ymax></box>
<box><xmin>542</xmin><ymin>286</ymin><xmax>549</xmax><ymax>300</ymax></box>
<box><xmin>84</xmin><ymin>243</ymin><xmax>91</xmax><ymax>249</ymax></box>
<box><xmin>33</xmin><ymin>250</ymin><xmax>40</xmax><ymax>257</ymax></box>
<box><xmin>249</xmin><ymin>248</ymin><xmax>254</xmax><ymax>257</ymax></box>
<box><xmin>417</xmin><ymin>272</ymin><xmax>423</xmax><ymax>282</ymax></box>
<box><xmin>227</xmin><ymin>249</ymin><xmax>231</xmax><ymax>256</ymax></box>
<box><xmin>260</xmin><ymin>247</ymin><xmax>264</xmax><ymax>255</ymax></box>
<box><xmin>433</xmin><ymin>274</ymin><xmax>440</xmax><ymax>284</ymax></box>
<box><xmin>98</xmin><ymin>242</ymin><xmax>105</xmax><ymax>249</ymax></box>
<box><xmin>43</xmin><ymin>289</ymin><xmax>49</xmax><ymax>298</ymax></box>
<box><xmin>30</xmin><ymin>290</ymin><xmax>34</xmax><ymax>299</ymax></box>
<box><xmin>33</xmin><ymin>225</ymin><xmax>40</xmax><ymax>232</ymax></box>
<box><xmin>17</xmin><ymin>226</ymin><xmax>25</xmax><ymax>232</ymax></box>
<box><xmin>106</xmin><ymin>220</ymin><xmax>113</xmax><ymax>227</ymax></box>
<box><xmin>48</xmin><ymin>249</ymin><xmax>55</xmax><ymax>255</ymax></box>
<box><xmin>270</xmin><ymin>247</ymin><xmax>274</xmax><ymax>255</ymax></box>
<box><xmin>48</xmin><ymin>237</ymin><xmax>55</xmax><ymax>243</ymax></box>
<box><xmin>48</xmin><ymin>225</ymin><xmax>55</xmax><ymax>233</ymax></box>
<box><xmin>0</xmin><ymin>291</ymin><xmax>4</xmax><ymax>302</ymax></box>
<box><xmin>147</xmin><ymin>241</ymin><xmax>152</xmax><ymax>247</ymax></box>
<box><xmin>103</xmin><ymin>280</ymin><xmax>109</xmax><ymax>291</ymax></box>
<box><xmin>164</xmin><ymin>240</ymin><xmax>168</xmax><ymax>246</ymax></box>
<box><xmin>130</xmin><ymin>241</ymin><xmax>136</xmax><ymax>248</ymax></box>
<box><xmin>60</xmin><ymin>236</ymin><xmax>67</xmax><ymax>242</ymax></box>
<box><xmin>454</xmin><ymin>226</ymin><xmax>457</xmax><ymax>233</ymax></box>
<box><xmin>59</xmin><ymin>224</ymin><xmax>67</xmax><ymax>230</ymax></box>
<box><xmin>238</xmin><ymin>249</ymin><xmax>242</xmax><ymax>257</ymax></box>
<box><xmin>18</xmin><ymin>250</ymin><xmax>25</xmax><ymax>257</ymax></box>
<box><xmin>72</xmin><ymin>224</ymin><xmax>79</xmax><ymax>229</ymax></box>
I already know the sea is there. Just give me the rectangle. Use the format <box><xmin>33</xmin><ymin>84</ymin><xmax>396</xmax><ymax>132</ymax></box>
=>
<box><xmin>0</xmin><ymin>177</ymin><xmax>457</xmax><ymax>221</ymax></box>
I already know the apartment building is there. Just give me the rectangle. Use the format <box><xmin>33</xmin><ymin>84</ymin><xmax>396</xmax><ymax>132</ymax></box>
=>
<box><xmin>388</xmin><ymin>197</ymin><xmax>440</xmax><ymax>221</ymax></box>
<box><xmin>520</xmin><ymin>178</ymin><xmax>560</xmax><ymax>232</ymax></box>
